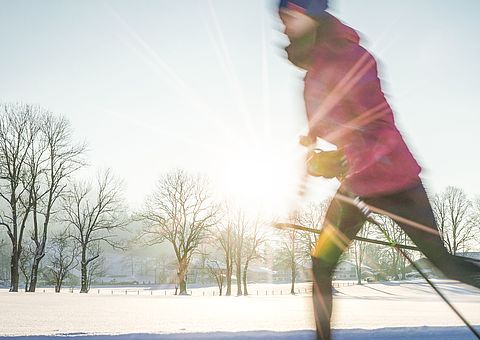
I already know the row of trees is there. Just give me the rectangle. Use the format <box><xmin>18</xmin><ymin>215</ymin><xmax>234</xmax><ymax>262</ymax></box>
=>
<box><xmin>0</xmin><ymin>104</ymin><xmax>270</xmax><ymax>295</ymax></box>
<box><xmin>1</xmin><ymin>103</ymin><xmax>479</xmax><ymax>295</ymax></box>
<box><xmin>282</xmin><ymin>186</ymin><xmax>480</xmax><ymax>287</ymax></box>
<box><xmin>135</xmin><ymin>170</ymin><xmax>480</xmax><ymax>294</ymax></box>
<box><xmin>0</xmin><ymin>103</ymin><xmax>85</xmax><ymax>292</ymax></box>
<box><xmin>0</xmin><ymin>104</ymin><xmax>128</xmax><ymax>293</ymax></box>
<box><xmin>138</xmin><ymin>171</ymin><xmax>267</xmax><ymax>295</ymax></box>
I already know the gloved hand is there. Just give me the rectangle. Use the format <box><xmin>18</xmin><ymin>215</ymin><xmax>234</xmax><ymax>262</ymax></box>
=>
<box><xmin>306</xmin><ymin>149</ymin><xmax>346</xmax><ymax>179</ymax></box>
<box><xmin>299</xmin><ymin>135</ymin><xmax>316</xmax><ymax>147</ymax></box>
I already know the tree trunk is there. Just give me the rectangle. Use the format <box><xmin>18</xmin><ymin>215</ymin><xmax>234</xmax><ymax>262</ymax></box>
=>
<box><xmin>80</xmin><ymin>250</ymin><xmax>89</xmax><ymax>293</ymax></box>
<box><xmin>236</xmin><ymin>260</ymin><xmax>242</xmax><ymax>296</ymax></box>
<box><xmin>177</xmin><ymin>258</ymin><xmax>188</xmax><ymax>295</ymax></box>
<box><xmin>28</xmin><ymin>258</ymin><xmax>41</xmax><ymax>292</ymax></box>
<box><xmin>290</xmin><ymin>263</ymin><xmax>296</xmax><ymax>295</ymax></box>
<box><xmin>225</xmin><ymin>268</ymin><xmax>232</xmax><ymax>296</ymax></box>
<box><xmin>80</xmin><ymin>263</ymin><xmax>88</xmax><ymax>293</ymax></box>
<box><xmin>9</xmin><ymin>248</ymin><xmax>20</xmax><ymax>292</ymax></box>
<box><xmin>55</xmin><ymin>278</ymin><xmax>63</xmax><ymax>293</ymax></box>
<box><xmin>28</xmin><ymin>240</ymin><xmax>46</xmax><ymax>292</ymax></box>
<box><xmin>54</xmin><ymin>272</ymin><xmax>64</xmax><ymax>293</ymax></box>
<box><xmin>356</xmin><ymin>266</ymin><xmax>362</xmax><ymax>285</ymax></box>
<box><xmin>242</xmin><ymin>260</ymin><xmax>249</xmax><ymax>296</ymax></box>
<box><xmin>225</xmin><ymin>264</ymin><xmax>232</xmax><ymax>296</ymax></box>
<box><xmin>393</xmin><ymin>253</ymin><xmax>400</xmax><ymax>280</ymax></box>
<box><xmin>179</xmin><ymin>278</ymin><xmax>187</xmax><ymax>295</ymax></box>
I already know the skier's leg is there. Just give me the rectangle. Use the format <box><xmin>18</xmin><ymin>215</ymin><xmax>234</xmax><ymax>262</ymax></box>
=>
<box><xmin>312</xmin><ymin>190</ymin><xmax>366</xmax><ymax>340</ymax></box>
<box><xmin>369</xmin><ymin>183</ymin><xmax>480</xmax><ymax>289</ymax></box>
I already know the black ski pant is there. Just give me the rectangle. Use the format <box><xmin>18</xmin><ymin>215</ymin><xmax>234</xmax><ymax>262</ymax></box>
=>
<box><xmin>312</xmin><ymin>181</ymin><xmax>480</xmax><ymax>340</ymax></box>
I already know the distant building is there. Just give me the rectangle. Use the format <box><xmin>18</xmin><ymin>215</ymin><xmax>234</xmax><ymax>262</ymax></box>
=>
<box><xmin>407</xmin><ymin>258</ymin><xmax>440</xmax><ymax>278</ymax></box>
<box><xmin>409</xmin><ymin>252</ymin><xmax>480</xmax><ymax>279</ymax></box>
<box><xmin>333</xmin><ymin>260</ymin><xmax>374</xmax><ymax>280</ymax></box>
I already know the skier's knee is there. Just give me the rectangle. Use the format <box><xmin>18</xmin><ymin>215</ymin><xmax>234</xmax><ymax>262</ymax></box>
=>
<box><xmin>311</xmin><ymin>256</ymin><xmax>336</xmax><ymax>275</ymax></box>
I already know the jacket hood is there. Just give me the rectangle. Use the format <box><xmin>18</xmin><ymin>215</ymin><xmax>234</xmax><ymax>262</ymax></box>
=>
<box><xmin>317</xmin><ymin>12</ymin><xmax>360</xmax><ymax>45</ymax></box>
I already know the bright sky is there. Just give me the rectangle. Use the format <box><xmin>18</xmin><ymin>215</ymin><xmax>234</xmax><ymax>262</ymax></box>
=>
<box><xmin>1</xmin><ymin>0</ymin><xmax>480</xmax><ymax>216</ymax></box>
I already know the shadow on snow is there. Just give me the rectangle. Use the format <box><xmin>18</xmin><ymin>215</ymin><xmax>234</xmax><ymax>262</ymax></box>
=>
<box><xmin>3</xmin><ymin>326</ymin><xmax>480</xmax><ymax>339</ymax></box>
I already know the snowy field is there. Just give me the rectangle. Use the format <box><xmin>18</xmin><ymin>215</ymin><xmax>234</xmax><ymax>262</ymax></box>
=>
<box><xmin>1</xmin><ymin>280</ymin><xmax>479</xmax><ymax>339</ymax></box>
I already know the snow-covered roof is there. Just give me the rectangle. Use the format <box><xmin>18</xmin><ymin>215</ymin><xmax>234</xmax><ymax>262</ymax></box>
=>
<box><xmin>247</xmin><ymin>265</ymin><xmax>276</xmax><ymax>274</ymax></box>
<box><xmin>337</xmin><ymin>260</ymin><xmax>373</xmax><ymax>271</ymax></box>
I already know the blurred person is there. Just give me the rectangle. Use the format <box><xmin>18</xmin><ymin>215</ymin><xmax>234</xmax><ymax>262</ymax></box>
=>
<box><xmin>277</xmin><ymin>1</ymin><xmax>480</xmax><ymax>339</ymax></box>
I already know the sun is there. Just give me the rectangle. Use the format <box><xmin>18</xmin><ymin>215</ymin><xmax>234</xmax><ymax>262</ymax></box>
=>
<box><xmin>215</xmin><ymin>140</ymin><xmax>303</xmax><ymax>218</ymax></box>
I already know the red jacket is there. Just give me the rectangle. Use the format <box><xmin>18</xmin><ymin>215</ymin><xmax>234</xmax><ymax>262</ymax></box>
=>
<box><xmin>304</xmin><ymin>14</ymin><xmax>421</xmax><ymax>197</ymax></box>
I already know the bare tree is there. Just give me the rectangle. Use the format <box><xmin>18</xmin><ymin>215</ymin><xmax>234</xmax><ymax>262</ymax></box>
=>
<box><xmin>432</xmin><ymin>187</ymin><xmax>475</xmax><ymax>255</ymax></box>
<box><xmin>0</xmin><ymin>103</ymin><xmax>39</xmax><ymax>291</ymax></box>
<box><xmin>232</xmin><ymin>211</ymin><xmax>249</xmax><ymax>296</ymax></box>
<box><xmin>472</xmin><ymin>197</ymin><xmax>480</xmax><ymax>247</ymax></box>
<box><xmin>212</xmin><ymin>208</ymin><xmax>234</xmax><ymax>296</ymax></box>
<box><xmin>297</xmin><ymin>201</ymin><xmax>329</xmax><ymax>261</ymax></box>
<box><xmin>373</xmin><ymin>215</ymin><xmax>409</xmax><ymax>280</ymax></box>
<box><xmin>275</xmin><ymin>203</ymin><xmax>327</xmax><ymax>292</ymax></box>
<box><xmin>206</xmin><ymin>259</ymin><xmax>226</xmax><ymax>296</ymax></box>
<box><xmin>47</xmin><ymin>229</ymin><xmax>79</xmax><ymax>292</ymax></box>
<box><xmin>26</xmin><ymin>113</ymin><xmax>85</xmax><ymax>292</ymax></box>
<box><xmin>351</xmin><ymin>222</ymin><xmax>372</xmax><ymax>284</ymax></box>
<box><xmin>242</xmin><ymin>220</ymin><xmax>266</xmax><ymax>295</ymax></box>
<box><xmin>0</xmin><ymin>104</ymin><xmax>84</xmax><ymax>292</ymax></box>
<box><xmin>139</xmin><ymin>170</ymin><xmax>217</xmax><ymax>295</ymax></box>
<box><xmin>209</xmin><ymin>213</ymin><xmax>267</xmax><ymax>296</ymax></box>
<box><xmin>87</xmin><ymin>247</ymin><xmax>106</xmax><ymax>291</ymax></box>
<box><xmin>274</xmin><ymin>210</ymin><xmax>306</xmax><ymax>294</ymax></box>
<box><xmin>19</xmin><ymin>241</ymin><xmax>34</xmax><ymax>291</ymax></box>
<box><xmin>62</xmin><ymin>170</ymin><xmax>127</xmax><ymax>293</ymax></box>
<box><xmin>279</xmin><ymin>228</ymin><xmax>302</xmax><ymax>294</ymax></box>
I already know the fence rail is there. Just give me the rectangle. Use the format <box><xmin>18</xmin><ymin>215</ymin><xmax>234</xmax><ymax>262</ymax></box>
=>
<box><xmin>71</xmin><ymin>281</ymin><xmax>356</xmax><ymax>296</ymax></box>
<box><xmin>2</xmin><ymin>281</ymin><xmax>357</xmax><ymax>296</ymax></box>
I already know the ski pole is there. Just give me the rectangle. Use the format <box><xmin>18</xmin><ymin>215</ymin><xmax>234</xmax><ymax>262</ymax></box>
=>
<box><xmin>274</xmin><ymin>217</ymin><xmax>480</xmax><ymax>338</ymax></box>
<box><xmin>273</xmin><ymin>222</ymin><xmax>419</xmax><ymax>251</ymax></box>
<box><xmin>358</xmin><ymin>202</ymin><xmax>480</xmax><ymax>340</ymax></box>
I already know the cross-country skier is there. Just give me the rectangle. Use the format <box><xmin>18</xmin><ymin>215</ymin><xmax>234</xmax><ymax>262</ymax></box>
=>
<box><xmin>277</xmin><ymin>1</ymin><xmax>480</xmax><ymax>339</ymax></box>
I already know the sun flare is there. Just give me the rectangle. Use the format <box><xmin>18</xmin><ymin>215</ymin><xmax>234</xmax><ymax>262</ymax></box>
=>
<box><xmin>215</xmin><ymin>141</ymin><xmax>303</xmax><ymax>218</ymax></box>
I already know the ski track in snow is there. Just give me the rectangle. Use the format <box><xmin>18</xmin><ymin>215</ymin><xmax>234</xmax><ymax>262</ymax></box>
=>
<box><xmin>1</xmin><ymin>280</ymin><xmax>479</xmax><ymax>339</ymax></box>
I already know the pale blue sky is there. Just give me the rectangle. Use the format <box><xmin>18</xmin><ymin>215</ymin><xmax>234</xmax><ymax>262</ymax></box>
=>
<box><xmin>1</xmin><ymin>0</ymin><xmax>479</xmax><ymax>213</ymax></box>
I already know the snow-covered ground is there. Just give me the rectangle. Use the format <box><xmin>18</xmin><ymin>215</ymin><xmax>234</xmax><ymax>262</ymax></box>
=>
<box><xmin>1</xmin><ymin>280</ymin><xmax>479</xmax><ymax>339</ymax></box>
